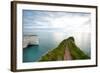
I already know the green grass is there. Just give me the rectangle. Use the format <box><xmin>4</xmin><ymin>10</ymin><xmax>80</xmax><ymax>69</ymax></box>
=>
<box><xmin>66</xmin><ymin>37</ymin><xmax>90</xmax><ymax>59</ymax></box>
<box><xmin>39</xmin><ymin>37</ymin><xmax>90</xmax><ymax>61</ymax></box>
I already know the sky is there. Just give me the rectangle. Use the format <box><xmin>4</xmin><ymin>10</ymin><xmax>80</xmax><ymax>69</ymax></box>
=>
<box><xmin>22</xmin><ymin>10</ymin><xmax>91</xmax><ymax>35</ymax></box>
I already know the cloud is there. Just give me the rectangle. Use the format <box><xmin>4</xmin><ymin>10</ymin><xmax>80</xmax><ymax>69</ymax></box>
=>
<box><xmin>23</xmin><ymin>10</ymin><xmax>91</xmax><ymax>34</ymax></box>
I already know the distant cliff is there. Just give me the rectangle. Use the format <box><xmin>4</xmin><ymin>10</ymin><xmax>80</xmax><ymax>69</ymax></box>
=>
<box><xmin>23</xmin><ymin>35</ymin><xmax>39</xmax><ymax>48</ymax></box>
<box><xmin>39</xmin><ymin>37</ymin><xmax>90</xmax><ymax>61</ymax></box>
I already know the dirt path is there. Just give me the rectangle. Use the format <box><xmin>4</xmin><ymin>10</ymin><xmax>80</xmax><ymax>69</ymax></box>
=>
<box><xmin>64</xmin><ymin>47</ymin><xmax>72</xmax><ymax>60</ymax></box>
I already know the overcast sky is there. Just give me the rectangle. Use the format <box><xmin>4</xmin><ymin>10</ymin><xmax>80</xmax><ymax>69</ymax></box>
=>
<box><xmin>23</xmin><ymin>10</ymin><xmax>91</xmax><ymax>35</ymax></box>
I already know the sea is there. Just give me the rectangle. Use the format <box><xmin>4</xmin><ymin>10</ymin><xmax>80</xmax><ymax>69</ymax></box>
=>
<box><xmin>23</xmin><ymin>31</ymin><xmax>91</xmax><ymax>62</ymax></box>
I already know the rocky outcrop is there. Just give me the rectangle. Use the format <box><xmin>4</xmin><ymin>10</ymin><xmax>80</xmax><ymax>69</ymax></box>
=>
<box><xmin>23</xmin><ymin>35</ymin><xmax>39</xmax><ymax>48</ymax></box>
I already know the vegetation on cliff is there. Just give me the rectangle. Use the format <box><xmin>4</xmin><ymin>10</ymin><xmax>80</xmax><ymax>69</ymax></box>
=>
<box><xmin>39</xmin><ymin>37</ymin><xmax>90</xmax><ymax>61</ymax></box>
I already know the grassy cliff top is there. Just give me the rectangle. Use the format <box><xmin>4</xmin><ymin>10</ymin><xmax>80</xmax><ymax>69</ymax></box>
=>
<box><xmin>39</xmin><ymin>36</ymin><xmax>90</xmax><ymax>61</ymax></box>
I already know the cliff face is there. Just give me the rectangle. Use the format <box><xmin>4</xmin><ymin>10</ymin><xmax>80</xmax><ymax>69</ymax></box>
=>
<box><xmin>39</xmin><ymin>37</ymin><xmax>90</xmax><ymax>61</ymax></box>
<box><xmin>23</xmin><ymin>35</ymin><xmax>39</xmax><ymax>48</ymax></box>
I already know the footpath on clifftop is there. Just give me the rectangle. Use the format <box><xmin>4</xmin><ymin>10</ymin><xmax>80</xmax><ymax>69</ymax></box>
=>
<box><xmin>39</xmin><ymin>37</ymin><xmax>90</xmax><ymax>61</ymax></box>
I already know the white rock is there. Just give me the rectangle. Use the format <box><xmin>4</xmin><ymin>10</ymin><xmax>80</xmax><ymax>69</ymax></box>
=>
<box><xmin>23</xmin><ymin>35</ymin><xmax>39</xmax><ymax>48</ymax></box>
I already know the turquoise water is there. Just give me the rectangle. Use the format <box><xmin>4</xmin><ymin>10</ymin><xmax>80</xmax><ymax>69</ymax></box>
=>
<box><xmin>23</xmin><ymin>32</ymin><xmax>91</xmax><ymax>62</ymax></box>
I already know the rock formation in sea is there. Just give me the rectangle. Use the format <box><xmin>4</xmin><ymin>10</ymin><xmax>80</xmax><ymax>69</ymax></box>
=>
<box><xmin>23</xmin><ymin>35</ymin><xmax>39</xmax><ymax>48</ymax></box>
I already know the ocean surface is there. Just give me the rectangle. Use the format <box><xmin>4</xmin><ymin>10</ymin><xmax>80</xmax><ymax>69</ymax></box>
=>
<box><xmin>23</xmin><ymin>31</ymin><xmax>91</xmax><ymax>62</ymax></box>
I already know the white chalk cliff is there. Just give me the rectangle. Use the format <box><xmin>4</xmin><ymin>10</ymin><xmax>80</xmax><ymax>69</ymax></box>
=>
<box><xmin>23</xmin><ymin>35</ymin><xmax>39</xmax><ymax>48</ymax></box>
